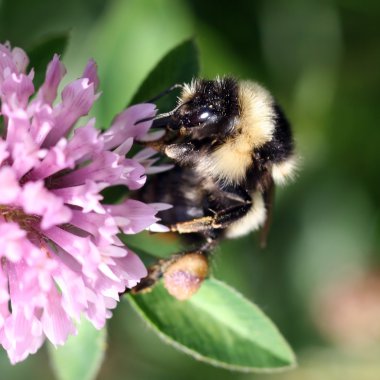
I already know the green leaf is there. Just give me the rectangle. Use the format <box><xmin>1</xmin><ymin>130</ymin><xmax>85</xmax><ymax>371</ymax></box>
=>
<box><xmin>128</xmin><ymin>278</ymin><xmax>296</xmax><ymax>372</ymax></box>
<box><xmin>48</xmin><ymin>319</ymin><xmax>107</xmax><ymax>380</ymax></box>
<box><xmin>129</xmin><ymin>39</ymin><xmax>199</xmax><ymax>111</ymax></box>
<box><xmin>27</xmin><ymin>33</ymin><xmax>69</xmax><ymax>89</ymax></box>
<box><xmin>122</xmin><ymin>230</ymin><xmax>183</xmax><ymax>259</ymax></box>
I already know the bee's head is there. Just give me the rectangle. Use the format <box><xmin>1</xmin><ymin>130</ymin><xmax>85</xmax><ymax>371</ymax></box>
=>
<box><xmin>154</xmin><ymin>78</ymin><xmax>240</xmax><ymax>140</ymax></box>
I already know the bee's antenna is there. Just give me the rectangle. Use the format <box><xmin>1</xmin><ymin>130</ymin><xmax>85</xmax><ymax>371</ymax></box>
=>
<box><xmin>134</xmin><ymin>102</ymin><xmax>189</xmax><ymax>126</ymax></box>
<box><xmin>134</xmin><ymin>84</ymin><xmax>184</xmax><ymax>126</ymax></box>
<box><xmin>134</xmin><ymin>109</ymin><xmax>176</xmax><ymax>126</ymax></box>
<box><xmin>134</xmin><ymin>115</ymin><xmax>156</xmax><ymax>125</ymax></box>
<box><xmin>145</xmin><ymin>83</ymin><xmax>183</xmax><ymax>103</ymax></box>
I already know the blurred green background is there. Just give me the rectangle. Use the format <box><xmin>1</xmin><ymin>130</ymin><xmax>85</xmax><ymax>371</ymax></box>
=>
<box><xmin>1</xmin><ymin>0</ymin><xmax>380</xmax><ymax>379</ymax></box>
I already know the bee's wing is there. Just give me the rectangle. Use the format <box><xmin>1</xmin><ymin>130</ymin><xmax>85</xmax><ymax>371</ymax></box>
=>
<box><xmin>259</xmin><ymin>176</ymin><xmax>275</xmax><ymax>248</ymax></box>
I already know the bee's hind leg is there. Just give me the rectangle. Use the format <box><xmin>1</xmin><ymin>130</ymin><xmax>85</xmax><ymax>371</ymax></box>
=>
<box><xmin>130</xmin><ymin>236</ymin><xmax>218</xmax><ymax>299</ymax></box>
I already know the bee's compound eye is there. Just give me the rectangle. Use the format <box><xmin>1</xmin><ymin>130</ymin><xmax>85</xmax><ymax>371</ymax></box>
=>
<box><xmin>199</xmin><ymin>111</ymin><xmax>211</xmax><ymax>120</ymax></box>
<box><xmin>191</xmin><ymin>107</ymin><xmax>218</xmax><ymax>126</ymax></box>
<box><xmin>180</xmin><ymin>103</ymin><xmax>220</xmax><ymax>128</ymax></box>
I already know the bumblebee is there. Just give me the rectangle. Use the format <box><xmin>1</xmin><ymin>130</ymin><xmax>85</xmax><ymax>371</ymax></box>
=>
<box><xmin>134</xmin><ymin>77</ymin><xmax>297</xmax><ymax>299</ymax></box>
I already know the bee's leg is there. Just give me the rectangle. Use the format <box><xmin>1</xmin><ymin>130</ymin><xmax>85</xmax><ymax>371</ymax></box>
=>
<box><xmin>130</xmin><ymin>254</ymin><xmax>180</xmax><ymax>294</ymax></box>
<box><xmin>260</xmin><ymin>177</ymin><xmax>275</xmax><ymax>248</ymax></box>
<box><xmin>170</xmin><ymin>203</ymin><xmax>252</xmax><ymax>234</ymax></box>
<box><xmin>138</xmin><ymin>138</ymin><xmax>195</xmax><ymax>160</ymax></box>
<box><xmin>164</xmin><ymin>143</ymin><xmax>197</xmax><ymax>164</ymax></box>
<box><xmin>130</xmin><ymin>237</ymin><xmax>218</xmax><ymax>295</ymax></box>
<box><xmin>140</xmin><ymin>138</ymin><xmax>168</xmax><ymax>153</ymax></box>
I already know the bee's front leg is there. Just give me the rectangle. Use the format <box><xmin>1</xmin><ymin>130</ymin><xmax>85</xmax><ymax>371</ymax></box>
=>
<box><xmin>138</xmin><ymin>135</ymin><xmax>170</xmax><ymax>153</ymax></box>
<box><xmin>164</xmin><ymin>142</ymin><xmax>197</xmax><ymax>165</ymax></box>
<box><xmin>139</xmin><ymin>139</ymin><xmax>197</xmax><ymax>165</ymax></box>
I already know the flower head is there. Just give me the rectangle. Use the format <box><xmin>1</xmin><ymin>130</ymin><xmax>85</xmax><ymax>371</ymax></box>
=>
<box><xmin>0</xmin><ymin>42</ymin><xmax>166</xmax><ymax>364</ymax></box>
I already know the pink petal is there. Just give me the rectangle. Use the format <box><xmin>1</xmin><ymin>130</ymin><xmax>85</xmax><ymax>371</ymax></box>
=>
<box><xmin>0</xmin><ymin>263</ymin><xmax>10</xmax><ymax>308</ymax></box>
<box><xmin>138</xmin><ymin>129</ymin><xmax>165</xmax><ymax>142</ymax></box>
<box><xmin>147</xmin><ymin>223</ymin><xmax>170</xmax><ymax>233</ymax></box>
<box><xmin>119</xmin><ymin>158</ymin><xmax>146</xmax><ymax>190</ymax></box>
<box><xmin>54</xmin><ymin>151</ymin><xmax>121</xmax><ymax>187</ymax></box>
<box><xmin>20</xmin><ymin>181</ymin><xmax>72</xmax><ymax>229</ymax></box>
<box><xmin>144</xmin><ymin>163</ymin><xmax>174</xmax><ymax>175</ymax></box>
<box><xmin>69</xmin><ymin>209</ymin><xmax>118</xmax><ymax>245</ymax></box>
<box><xmin>11</xmin><ymin>47</ymin><xmax>29</xmax><ymax>73</ymax></box>
<box><xmin>1</xmin><ymin>308</ymin><xmax>43</xmax><ymax>364</ymax></box>
<box><xmin>65</xmin><ymin>118</ymin><xmax>103</xmax><ymax>162</ymax></box>
<box><xmin>103</xmin><ymin>103</ymin><xmax>156</xmax><ymax>150</ymax></box>
<box><xmin>11</xmin><ymin>136</ymin><xmax>46</xmax><ymax>179</ymax></box>
<box><xmin>113</xmin><ymin>137</ymin><xmax>133</xmax><ymax>156</ymax></box>
<box><xmin>43</xmin><ymin>227</ymin><xmax>100</xmax><ymax>278</ymax></box>
<box><xmin>84</xmin><ymin>293</ymin><xmax>107</xmax><ymax>330</ymax></box>
<box><xmin>52</xmin><ymin>181</ymin><xmax>105</xmax><ymax>214</ymax></box>
<box><xmin>0</xmin><ymin>166</ymin><xmax>20</xmax><ymax>203</ymax></box>
<box><xmin>0</xmin><ymin>47</ymin><xmax>17</xmax><ymax>82</ymax></box>
<box><xmin>27</xmin><ymin>138</ymin><xmax>74</xmax><ymax>181</ymax></box>
<box><xmin>0</xmin><ymin>222</ymin><xmax>30</xmax><ymax>262</ymax></box>
<box><xmin>1</xmin><ymin>72</ymin><xmax>34</xmax><ymax>109</ymax></box>
<box><xmin>29</xmin><ymin>103</ymin><xmax>54</xmax><ymax>146</ymax></box>
<box><xmin>114</xmin><ymin>250</ymin><xmax>147</xmax><ymax>288</ymax></box>
<box><xmin>149</xmin><ymin>203</ymin><xmax>173</xmax><ymax>212</ymax></box>
<box><xmin>53</xmin><ymin>267</ymin><xmax>88</xmax><ymax>322</ymax></box>
<box><xmin>41</xmin><ymin>287</ymin><xmax>77</xmax><ymax>346</ymax></box>
<box><xmin>0</xmin><ymin>139</ymin><xmax>9</xmax><ymax>164</ymax></box>
<box><xmin>134</xmin><ymin>147</ymin><xmax>173</xmax><ymax>174</ymax></box>
<box><xmin>37</xmin><ymin>54</ymin><xmax>66</xmax><ymax>105</ymax></box>
<box><xmin>43</xmin><ymin>78</ymin><xmax>98</xmax><ymax>147</ymax></box>
<box><xmin>107</xmin><ymin>199</ymin><xmax>158</xmax><ymax>234</ymax></box>
<box><xmin>82</xmin><ymin>59</ymin><xmax>99</xmax><ymax>91</ymax></box>
<box><xmin>133</xmin><ymin>147</ymin><xmax>157</xmax><ymax>161</ymax></box>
